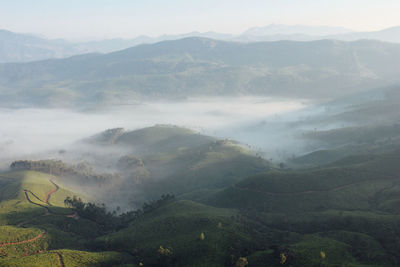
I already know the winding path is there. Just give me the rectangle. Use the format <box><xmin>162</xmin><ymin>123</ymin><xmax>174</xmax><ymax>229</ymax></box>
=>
<box><xmin>22</xmin><ymin>178</ymin><xmax>60</xmax><ymax>214</ymax></box>
<box><xmin>0</xmin><ymin>230</ymin><xmax>46</xmax><ymax>248</ymax></box>
<box><xmin>18</xmin><ymin>179</ymin><xmax>65</xmax><ymax>266</ymax></box>
<box><xmin>0</xmin><ymin>178</ymin><xmax>69</xmax><ymax>266</ymax></box>
<box><xmin>23</xmin><ymin>190</ymin><xmax>51</xmax><ymax>214</ymax></box>
<box><xmin>25</xmin><ymin>190</ymin><xmax>46</xmax><ymax>204</ymax></box>
<box><xmin>55</xmin><ymin>252</ymin><xmax>65</xmax><ymax>267</ymax></box>
<box><xmin>45</xmin><ymin>179</ymin><xmax>59</xmax><ymax>206</ymax></box>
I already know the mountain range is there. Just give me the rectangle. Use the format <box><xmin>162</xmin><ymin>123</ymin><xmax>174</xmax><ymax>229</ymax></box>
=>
<box><xmin>1</xmin><ymin>37</ymin><xmax>400</xmax><ymax>108</ymax></box>
<box><xmin>2</xmin><ymin>24</ymin><xmax>400</xmax><ymax>63</ymax></box>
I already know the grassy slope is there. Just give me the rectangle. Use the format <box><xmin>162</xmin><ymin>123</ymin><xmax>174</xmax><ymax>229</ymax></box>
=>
<box><xmin>116</xmin><ymin>125</ymin><xmax>213</xmax><ymax>151</ymax></box>
<box><xmin>209</xmin><ymin>151</ymin><xmax>400</xmax><ymax>212</ymax></box>
<box><xmin>0</xmin><ymin>170</ymin><xmax>130</xmax><ymax>266</ymax></box>
<box><xmin>110</xmin><ymin>126</ymin><xmax>273</xmax><ymax>200</ymax></box>
<box><xmin>4</xmin><ymin>126</ymin><xmax>400</xmax><ymax>266</ymax></box>
<box><xmin>291</xmin><ymin>123</ymin><xmax>400</xmax><ymax>168</ymax></box>
<box><xmin>142</xmin><ymin>140</ymin><xmax>271</xmax><ymax>200</ymax></box>
<box><xmin>205</xmin><ymin>150</ymin><xmax>400</xmax><ymax>266</ymax></box>
<box><xmin>82</xmin><ymin>126</ymin><xmax>273</xmax><ymax>204</ymax></box>
<box><xmin>96</xmin><ymin>200</ymin><xmax>251</xmax><ymax>267</ymax></box>
<box><xmin>95</xmin><ymin>199</ymin><xmax>385</xmax><ymax>266</ymax></box>
<box><xmin>2</xmin><ymin>250</ymin><xmax>129</xmax><ymax>267</ymax></box>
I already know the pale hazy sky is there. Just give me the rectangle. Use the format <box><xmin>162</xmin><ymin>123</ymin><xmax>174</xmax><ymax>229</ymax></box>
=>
<box><xmin>1</xmin><ymin>0</ymin><xmax>400</xmax><ymax>40</ymax></box>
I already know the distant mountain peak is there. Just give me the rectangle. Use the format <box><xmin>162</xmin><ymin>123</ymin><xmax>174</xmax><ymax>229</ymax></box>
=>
<box><xmin>242</xmin><ymin>24</ymin><xmax>353</xmax><ymax>36</ymax></box>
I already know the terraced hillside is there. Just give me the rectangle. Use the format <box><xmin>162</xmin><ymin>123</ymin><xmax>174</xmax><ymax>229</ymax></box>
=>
<box><xmin>206</xmin><ymin>150</ymin><xmax>400</xmax><ymax>266</ymax></box>
<box><xmin>95</xmin><ymin>200</ymin><xmax>247</xmax><ymax>266</ymax></box>
<box><xmin>0</xmin><ymin>171</ymin><xmax>130</xmax><ymax>266</ymax></box>
<box><xmin>4</xmin><ymin>126</ymin><xmax>400</xmax><ymax>266</ymax></box>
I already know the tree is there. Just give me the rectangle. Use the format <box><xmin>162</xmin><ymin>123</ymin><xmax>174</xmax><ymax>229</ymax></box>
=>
<box><xmin>235</xmin><ymin>257</ymin><xmax>248</xmax><ymax>267</ymax></box>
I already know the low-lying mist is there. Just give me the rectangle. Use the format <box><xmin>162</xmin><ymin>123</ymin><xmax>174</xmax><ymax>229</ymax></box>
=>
<box><xmin>0</xmin><ymin>96</ymin><xmax>348</xmax><ymax>168</ymax></box>
<box><xmin>1</xmin><ymin>96</ymin><xmax>371</xmax><ymax>211</ymax></box>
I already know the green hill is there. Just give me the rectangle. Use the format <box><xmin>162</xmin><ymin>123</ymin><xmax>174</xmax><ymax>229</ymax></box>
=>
<box><xmin>0</xmin><ymin>170</ymin><xmax>131</xmax><ymax>266</ymax></box>
<box><xmin>204</xmin><ymin>150</ymin><xmax>400</xmax><ymax>266</ymax></box>
<box><xmin>95</xmin><ymin>200</ymin><xmax>252</xmax><ymax>267</ymax></box>
<box><xmin>85</xmin><ymin>126</ymin><xmax>273</xmax><ymax>202</ymax></box>
<box><xmin>4</xmin><ymin>126</ymin><xmax>400</xmax><ymax>266</ymax></box>
<box><xmin>289</xmin><ymin>86</ymin><xmax>400</xmax><ymax>168</ymax></box>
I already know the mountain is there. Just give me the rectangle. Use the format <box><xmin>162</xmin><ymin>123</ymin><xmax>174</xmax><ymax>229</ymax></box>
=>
<box><xmin>0</xmin><ymin>29</ymin><xmax>235</xmax><ymax>63</ymax></box>
<box><xmin>3</xmin><ymin>25</ymin><xmax>400</xmax><ymax>65</ymax></box>
<box><xmin>330</xmin><ymin>26</ymin><xmax>400</xmax><ymax>43</ymax></box>
<box><xmin>236</xmin><ymin>24</ymin><xmax>353</xmax><ymax>43</ymax></box>
<box><xmin>74</xmin><ymin>31</ymin><xmax>235</xmax><ymax>55</ymax></box>
<box><xmin>242</xmin><ymin>24</ymin><xmax>352</xmax><ymax>36</ymax></box>
<box><xmin>0</xmin><ymin>29</ymin><xmax>80</xmax><ymax>63</ymax></box>
<box><xmin>1</xmin><ymin>37</ymin><xmax>400</xmax><ymax>108</ymax></box>
<box><xmin>237</xmin><ymin>25</ymin><xmax>400</xmax><ymax>44</ymax></box>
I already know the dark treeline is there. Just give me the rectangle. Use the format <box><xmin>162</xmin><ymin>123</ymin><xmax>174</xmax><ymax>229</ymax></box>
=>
<box><xmin>64</xmin><ymin>194</ymin><xmax>176</xmax><ymax>231</ymax></box>
<box><xmin>10</xmin><ymin>159</ymin><xmax>119</xmax><ymax>185</ymax></box>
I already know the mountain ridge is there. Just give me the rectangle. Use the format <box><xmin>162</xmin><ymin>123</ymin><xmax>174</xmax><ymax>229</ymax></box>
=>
<box><xmin>1</xmin><ymin>37</ymin><xmax>400</xmax><ymax>108</ymax></box>
<box><xmin>2</xmin><ymin>24</ymin><xmax>400</xmax><ymax>63</ymax></box>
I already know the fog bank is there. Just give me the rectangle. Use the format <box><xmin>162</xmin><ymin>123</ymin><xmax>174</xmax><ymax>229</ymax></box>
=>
<box><xmin>0</xmin><ymin>97</ymin><xmax>315</xmax><ymax>166</ymax></box>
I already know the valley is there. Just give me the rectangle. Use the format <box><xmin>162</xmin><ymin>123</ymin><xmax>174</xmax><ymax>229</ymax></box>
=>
<box><xmin>1</xmin><ymin>113</ymin><xmax>400</xmax><ymax>266</ymax></box>
<box><xmin>0</xmin><ymin>80</ymin><xmax>399</xmax><ymax>266</ymax></box>
<box><xmin>1</xmin><ymin>5</ymin><xmax>400</xmax><ymax>265</ymax></box>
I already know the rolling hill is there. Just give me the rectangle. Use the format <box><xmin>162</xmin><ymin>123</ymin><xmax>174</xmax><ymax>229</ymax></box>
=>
<box><xmin>283</xmin><ymin>85</ymin><xmax>400</xmax><ymax>167</ymax></box>
<box><xmin>8</xmin><ymin>125</ymin><xmax>272</xmax><ymax>209</ymax></box>
<box><xmin>204</xmin><ymin>149</ymin><xmax>400</xmax><ymax>266</ymax></box>
<box><xmin>76</xmin><ymin>125</ymin><xmax>274</xmax><ymax>206</ymax></box>
<box><xmin>3</xmin><ymin>125</ymin><xmax>400</xmax><ymax>265</ymax></box>
<box><xmin>0</xmin><ymin>170</ymin><xmax>131</xmax><ymax>266</ymax></box>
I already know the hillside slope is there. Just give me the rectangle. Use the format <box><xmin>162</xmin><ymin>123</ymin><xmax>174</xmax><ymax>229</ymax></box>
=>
<box><xmin>206</xmin><ymin>150</ymin><xmax>400</xmax><ymax>265</ymax></box>
<box><xmin>3</xmin><ymin>126</ymin><xmax>400</xmax><ymax>266</ymax></box>
<box><xmin>87</xmin><ymin>126</ymin><xmax>272</xmax><ymax>202</ymax></box>
<box><xmin>0</xmin><ymin>170</ymin><xmax>130</xmax><ymax>266</ymax></box>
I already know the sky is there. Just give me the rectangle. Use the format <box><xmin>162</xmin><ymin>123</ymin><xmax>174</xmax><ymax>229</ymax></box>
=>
<box><xmin>1</xmin><ymin>0</ymin><xmax>400</xmax><ymax>40</ymax></box>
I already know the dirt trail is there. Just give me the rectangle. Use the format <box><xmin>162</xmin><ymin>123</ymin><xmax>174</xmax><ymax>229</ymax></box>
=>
<box><xmin>23</xmin><ymin>190</ymin><xmax>51</xmax><ymax>215</ymax></box>
<box><xmin>55</xmin><ymin>252</ymin><xmax>65</xmax><ymax>267</ymax></box>
<box><xmin>23</xmin><ymin>179</ymin><xmax>60</xmax><ymax>212</ymax></box>
<box><xmin>8</xmin><ymin>178</ymin><xmax>69</xmax><ymax>266</ymax></box>
<box><xmin>0</xmin><ymin>230</ymin><xmax>45</xmax><ymax>247</ymax></box>
<box><xmin>45</xmin><ymin>179</ymin><xmax>59</xmax><ymax>206</ymax></box>
<box><xmin>66</xmin><ymin>211</ymin><xmax>79</xmax><ymax>219</ymax></box>
<box><xmin>22</xmin><ymin>179</ymin><xmax>77</xmax><ymax>220</ymax></box>
<box><xmin>25</xmin><ymin>190</ymin><xmax>46</xmax><ymax>204</ymax></box>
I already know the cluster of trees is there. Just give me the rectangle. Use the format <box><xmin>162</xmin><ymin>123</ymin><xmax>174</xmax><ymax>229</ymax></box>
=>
<box><xmin>64</xmin><ymin>196</ymin><xmax>120</xmax><ymax>231</ymax></box>
<box><xmin>117</xmin><ymin>155</ymin><xmax>144</xmax><ymax>169</ymax></box>
<box><xmin>10</xmin><ymin>159</ymin><xmax>119</xmax><ymax>185</ymax></box>
<box><xmin>116</xmin><ymin>155</ymin><xmax>150</xmax><ymax>183</ymax></box>
<box><xmin>64</xmin><ymin>194</ymin><xmax>176</xmax><ymax>232</ymax></box>
<box><xmin>119</xmin><ymin>194</ymin><xmax>176</xmax><ymax>226</ymax></box>
<box><xmin>10</xmin><ymin>160</ymin><xmax>69</xmax><ymax>175</ymax></box>
<box><xmin>87</xmin><ymin>128</ymin><xmax>125</xmax><ymax>145</ymax></box>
